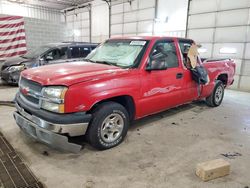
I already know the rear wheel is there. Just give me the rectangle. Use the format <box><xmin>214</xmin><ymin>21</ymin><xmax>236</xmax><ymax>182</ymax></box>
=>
<box><xmin>206</xmin><ymin>80</ymin><xmax>224</xmax><ymax>107</ymax></box>
<box><xmin>86</xmin><ymin>102</ymin><xmax>129</xmax><ymax>150</ymax></box>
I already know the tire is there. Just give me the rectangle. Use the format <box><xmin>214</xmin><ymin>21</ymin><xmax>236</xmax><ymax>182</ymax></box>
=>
<box><xmin>86</xmin><ymin>102</ymin><xmax>129</xmax><ymax>150</ymax></box>
<box><xmin>206</xmin><ymin>80</ymin><xmax>224</xmax><ymax>107</ymax></box>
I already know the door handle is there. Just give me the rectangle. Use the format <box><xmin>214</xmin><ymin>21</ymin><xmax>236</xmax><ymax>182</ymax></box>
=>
<box><xmin>176</xmin><ymin>73</ymin><xmax>183</xmax><ymax>79</ymax></box>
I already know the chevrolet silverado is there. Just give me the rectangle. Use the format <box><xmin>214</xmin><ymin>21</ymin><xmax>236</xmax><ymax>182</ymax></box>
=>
<box><xmin>13</xmin><ymin>36</ymin><xmax>235</xmax><ymax>152</ymax></box>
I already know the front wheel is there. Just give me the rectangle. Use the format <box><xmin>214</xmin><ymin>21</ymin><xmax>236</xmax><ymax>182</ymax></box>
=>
<box><xmin>206</xmin><ymin>80</ymin><xmax>224</xmax><ymax>107</ymax></box>
<box><xmin>86</xmin><ymin>102</ymin><xmax>129</xmax><ymax>150</ymax></box>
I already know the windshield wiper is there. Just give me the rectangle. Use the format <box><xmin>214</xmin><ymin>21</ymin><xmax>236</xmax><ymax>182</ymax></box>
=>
<box><xmin>95</xmin><ymin>60</ymin><xmax>117</xmax><ymax>66</ymax></box>
<box><xmin>84</xmin><ymin>58</ymin><xmax>96</xmax><ymax>63</ymax></box>
<box><xmin>84</xmin><ymin>59</ymin><xmax>118</xmax><ymax>67</ymax></box>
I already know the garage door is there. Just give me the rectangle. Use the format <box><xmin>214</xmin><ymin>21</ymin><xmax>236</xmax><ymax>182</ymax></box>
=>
<box><xmin>187</xmin><ymin>0</ymin><xmax>250</xmax><ymax>92</ymax></box>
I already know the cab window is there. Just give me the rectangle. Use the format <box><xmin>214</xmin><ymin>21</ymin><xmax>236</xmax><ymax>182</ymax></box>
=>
<box><xmin>69</xmin><ymin>46</ymin><xmax>92</xmax><ymax>58</ymax></box>
<box><xmin>178</xmin><ymin>40</ymin><xmax>193</xmax><ymax>68</ymax></box>
<box><xmin>69</xmin><ymin>47</ymin><xmax>80</xmax><ymax>58</ymax></box>
<box><xmin>59</xmin><ymin>47</ymin><xmax>68</xmax><ymax>59</ymax></box>
<box><xmin>79</xmin><ymin>47</ymin><xmax>91</xmax><ymax>57</ymax></box>
<box><xmin>44</xmin><ymin>49</ymin><xmax>61</xmax><ymax>61</ymax></box>
<box><xmin>150</xmin><ymin>41</ymin><xmax>178</xmax><ymax>68</ymax></box>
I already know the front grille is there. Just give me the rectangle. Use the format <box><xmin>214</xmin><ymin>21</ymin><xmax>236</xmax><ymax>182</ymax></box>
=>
<box><xmin>22</xmin><ymin>94</ymin><xmax>40</xmax><ymax>104</ymax></box>
<box><xmin>19</xmin><ymin>77</ymin><xmax>42</xmax><ymax>105</ymax></box>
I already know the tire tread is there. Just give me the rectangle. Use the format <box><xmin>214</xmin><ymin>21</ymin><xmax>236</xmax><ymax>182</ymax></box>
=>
<box><xmin>206</xmin><ymin>80</ymin><xmax>224</xmax><ymax>107</ymax></box>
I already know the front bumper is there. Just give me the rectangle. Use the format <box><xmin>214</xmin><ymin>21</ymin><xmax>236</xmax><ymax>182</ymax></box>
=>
<box><xmin>0</xmin><ymin>69</ymin><xmax>20</xmax><ymax>84</ymax></box>
<box><xmin>14</xmin><ymin>95</ymin><xmax>92</xmax><ymax>153</ymax></box>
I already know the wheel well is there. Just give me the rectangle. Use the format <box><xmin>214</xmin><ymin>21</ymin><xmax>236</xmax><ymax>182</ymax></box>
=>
<box><xmin>89</xmin><ymin>95</ymin><xmax>136</xmax><ymax>121</ymax></box>
<box><xmin>217</xmin><ymin>74</ymin><xmax>228</xmax><ymax>86</ymax></box>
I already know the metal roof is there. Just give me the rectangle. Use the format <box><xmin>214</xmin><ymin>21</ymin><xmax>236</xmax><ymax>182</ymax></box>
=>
<box><xmin>6</xmin><ymin>0</ymin><xmax>94</xmax><ymax>10</ymax></box>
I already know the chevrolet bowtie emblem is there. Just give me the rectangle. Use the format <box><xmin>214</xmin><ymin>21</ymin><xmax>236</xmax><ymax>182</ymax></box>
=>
<box><xmin>21</xmin><ymin>86</ymin><xmax>30</xmax><ymax>95</ymax></box>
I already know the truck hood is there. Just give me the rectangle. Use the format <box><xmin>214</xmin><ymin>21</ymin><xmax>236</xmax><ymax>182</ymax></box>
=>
<box><xmin>21</xmin><ymin>61</ymin><xmax>127</xmax><ymax>86</ymax></box>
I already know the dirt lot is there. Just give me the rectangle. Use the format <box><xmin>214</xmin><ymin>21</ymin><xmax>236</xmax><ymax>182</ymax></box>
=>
<box><xmin>0</xmin><ymin>86</ymin><xmax>250</xmax><ymax>188</ymax></box>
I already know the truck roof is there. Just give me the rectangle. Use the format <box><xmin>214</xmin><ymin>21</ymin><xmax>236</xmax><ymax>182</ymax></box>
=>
<box><xmin>109</xmin><ymin>36</ymin><xmax>192</xmax><ymax>41</ymax></box>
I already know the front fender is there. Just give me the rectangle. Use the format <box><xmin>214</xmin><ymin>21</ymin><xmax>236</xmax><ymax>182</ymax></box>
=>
<box><xmin>64</xmin><ymin>76</ymin><xmax>140</xmax><ymax>113</ymax></box>
<box><xmin>88</xmin><ymin>88</ymin><xmax>138</xmax><ymax>110</ymax></box>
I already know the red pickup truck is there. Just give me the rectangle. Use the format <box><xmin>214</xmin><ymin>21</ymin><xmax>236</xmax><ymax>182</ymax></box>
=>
<box><xmin>13</xmin><ymin>36</ymin><xmax>235</xmax><ymax>152</ymax></box>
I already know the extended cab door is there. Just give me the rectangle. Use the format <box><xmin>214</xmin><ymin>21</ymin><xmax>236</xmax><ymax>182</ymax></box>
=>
<box><xmin>139</xmin><ymin>39</ymin><xmax>186</xmax><ymax>116</ymax></box>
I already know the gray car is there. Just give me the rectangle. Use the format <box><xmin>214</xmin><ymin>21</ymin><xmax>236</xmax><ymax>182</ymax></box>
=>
<box><xmin>0</xmin><ymin>42</ymin><xmax>98</xmax><ymax>85</ymax></box>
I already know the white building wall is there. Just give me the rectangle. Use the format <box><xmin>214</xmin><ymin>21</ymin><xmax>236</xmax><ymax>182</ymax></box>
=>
<box><xmin>187</xmin><ymin>0</ymin><xmax>250</xmax><ymax>92</ymax></box>
<box><xmin>0</xmin><ymin>14</ymin><xmax>68</xmax><ymax>52</ymax></box>
<box><xmin>156</xmin><ymin>0</ymin><xmax>188</xmax><ymax>37</ymax></box>
<box><xmin>65</xmin><ymin>0</ymin><xmax>109</xmax><ymax>43</ymax></box>
<box><xmin>111</xmin><ymin>0</ymin><xmax>187</xmax><ymax>37</ymax></box>
<box><xmin>24</xmin><ymin>17</ymin><xmax>68</xmax><ymax>51</ymax></box>
<box><xmin>65</xmin><ymin>0</ymin><xmax>188</xmax><ymax>43</ymax></box>
<box><xmin>0</xmin><ymin>0</ymin><xmax>62</xmax><ymax>22</ymax></box>
<box><xmin>111</xmin><ymin>0</ymin><xmax>155</xmax><ymax>37</ymax></box>
<box><xmin>0</xmin><ymin>1</ymin><xmax>68</xmax><ymax>52</ymax></box>
<box><xmin>91</xmin><ymin>0</ymin><xmax>109</xmax><ymax>42</ymax></box>
<box><xmin>66</xmin><ymin>8</ymin><xmax>91</xmax><ymax>42</ymax></box>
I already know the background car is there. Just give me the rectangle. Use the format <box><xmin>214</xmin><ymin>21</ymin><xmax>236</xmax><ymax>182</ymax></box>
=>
<box><xmin>0</xmin><ymin>42</ymin><xmax>98</xmax><ymax>85</ymax></box>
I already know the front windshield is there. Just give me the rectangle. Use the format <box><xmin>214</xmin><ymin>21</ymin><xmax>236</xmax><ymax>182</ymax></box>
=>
<box><xmin>86</xmin><ymin>39</ymin><xmax>148</xmax><ymax>68</ymax></box>
<box><xmin>23</xmin><ymin>46</ymin><xmax>51</xmax><ymax>59</ymax></box>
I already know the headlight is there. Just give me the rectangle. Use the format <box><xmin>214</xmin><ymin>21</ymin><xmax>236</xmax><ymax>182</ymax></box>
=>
<box><xmin>43</xmin><ymin>86</ymin><xmax>67</xmax><ymax>99</ymax></box>
<box><xmin>41</xmin><ymin>101</ymin><xmax>65</xmax><ymax>113</ymax></box>
<box><xmin>41</xmin><ymin>86</ymin><xmax>67</xmax><ymax>113</ymax></box>
<box><xmin>8</xmin><ymin>65</ymin><xmax>25</xmax><ymax>72</ymax></box>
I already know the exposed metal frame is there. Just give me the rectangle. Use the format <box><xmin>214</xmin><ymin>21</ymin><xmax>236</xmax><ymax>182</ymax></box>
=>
<box><xmin>5</xmin><ymin>0</ymin><xmax>94</xmax><ymax>10</ymax></box>
<box><xmin>109</xmin><ymin>1</ymin><xmax>156</xmax><ymax>37</ymax></box>
<box><xmin>1</xmin><ymin>0</ymin><xmax>61</xmax><ymax>13</ymax></box>
<box><xmin>103</xmin><ymin>0</ymin><xmax>112</xmax><ymax>38</ymax></box>
<box><xmin>88</xmin><ymin>4</ymin><xmax>92</xmax><ymax>42</ymax></box>
<box><xmin>185</xmin><ymin>0</ymin><xmax>191</xmax><ymax>37</ymax></box>
<box><xmin>63</xmin><ymin>3</ymin><xmax>92</xmax><ymax>42</ymax></box>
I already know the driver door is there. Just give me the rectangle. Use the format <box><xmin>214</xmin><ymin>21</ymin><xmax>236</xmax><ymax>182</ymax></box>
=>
<box><xmin>42</xmin><ymin>48</ymin><xmax>61</xmax><ymax>65</ymax></box>
<box><xmin>140</xmin><ymin>40</ymin><xmax>185</xmax><ymax>116</ymax></box>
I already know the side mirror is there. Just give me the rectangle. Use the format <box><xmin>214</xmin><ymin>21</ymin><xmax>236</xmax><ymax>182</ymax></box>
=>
<box><xmin>39</xmin><ymin>57</ymin><xmax>44</xmax><ymax>61</ymax></box>
<box><xmin>38</xmin><ymin>57</ymin><xmax>45</xmax><ymax>66</ymax></box>
<box><xmin>146</xmin><ymin>56</ymin><xmax>167</xmax><ymax>71</ymax></box>
<box><xmin>39</xmin><ymin>56</ymin><xmax>51</xmax><ymax>65</ymax></box>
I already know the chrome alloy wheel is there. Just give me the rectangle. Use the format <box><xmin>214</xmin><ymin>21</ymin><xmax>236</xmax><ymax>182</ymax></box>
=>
<box><xmin>100</xmin><ymin>113</ymin><xmax>124</xmax><ymax>143</ymax></box>
<box><xmin>215</xmin><ymin>85</ymin><xmax>223</xmax><ymax>104</ymax></box>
